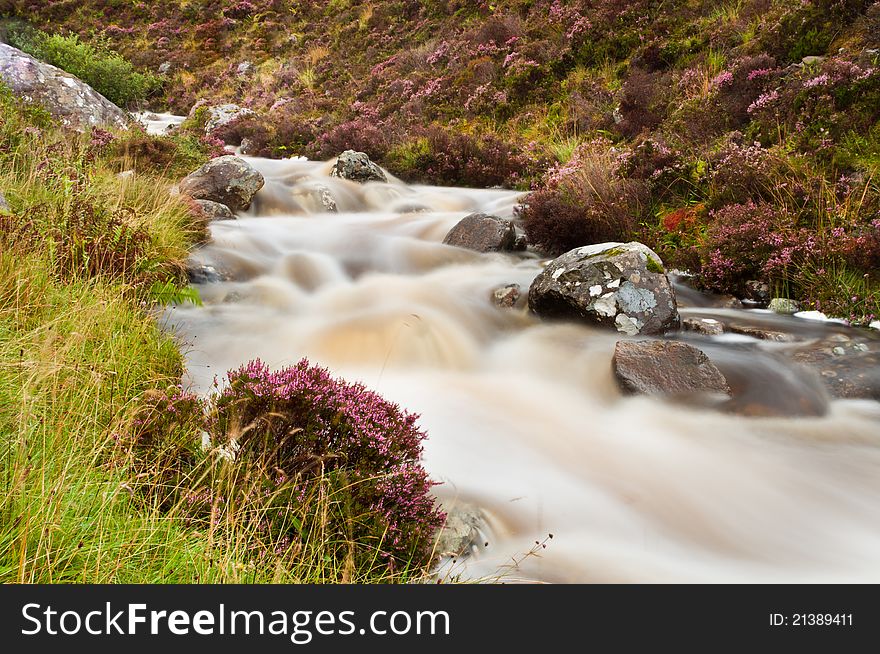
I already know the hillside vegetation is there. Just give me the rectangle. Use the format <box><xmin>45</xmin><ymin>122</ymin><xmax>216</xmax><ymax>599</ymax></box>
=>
<box><xmin>5</xmin><ymin>0</ymin><xmax>879</xmax><ymax>320</ymax></box>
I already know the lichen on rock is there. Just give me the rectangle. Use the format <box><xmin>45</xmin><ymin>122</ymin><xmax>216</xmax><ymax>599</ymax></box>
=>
<box><xmin>528</xmin><ymin>241</ymin><xmax>680</xmax><ymax>335</ymax></box>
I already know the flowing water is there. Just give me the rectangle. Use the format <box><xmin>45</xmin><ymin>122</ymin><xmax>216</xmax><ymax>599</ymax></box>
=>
<box><xmin>164</xmin><ymin>153</ymin><xmax>880</xmax><ymax>583</ymax></box>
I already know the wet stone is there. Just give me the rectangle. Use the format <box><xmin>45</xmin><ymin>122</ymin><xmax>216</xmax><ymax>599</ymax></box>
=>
<box><xmin>743</xmin><ymin>280</ymin><xmax>770</xmax><ymax>306</ymax></box>
<box><xmin>613</xmin><ymin>340</ymin><xmax>731</xmax><ymax>397</ymax></box>
<box><xmin>443</xmin><ymin>213</ymin><xmax>518</xmax><ymax>253</ymax></box>
<box><xmin>728</xmin><ymin>324</ymin><xmax>798</xmax><ymax>342</ymax></box>
<box><xmin>528</xmin><ymin>242</ymin><xmax>680</xmax><ymax>336</ymax></box>
<box><xmin>179</xmin><ymin>155</ymin><xmax>265</xmax><ymax>212</ymax></box>
<box><xmin>435</xmin><ymin>504</ymin><xmax>488</xmax><ymax>558</ymax></box>
<box><xmin>682</xmin><ymin>317</ymin><xmax>724</xmax><ymax>336</ymax></box>
<box><xmin>791</xmin><ymin>341</ymin><xmax>880</xmax><ymax>401</ymax></box>
<box><xmin>194</xmin><ymin>199</ymin><xmax>236</xmax><ymax>221</ymax></box>
<box><xmin>491</xmin><ymin>284</ymin><xmax>521</xmax><ymax>308</ymax></box>
<box><xmin>330</xmin><ymin>150</ymin><xmax>387</xmax><ymax>183</ymax></box>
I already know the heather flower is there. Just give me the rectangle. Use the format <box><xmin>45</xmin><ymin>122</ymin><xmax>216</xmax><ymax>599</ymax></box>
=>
<box><xmin>803</xmin><ymin>74</ymin><xmax>830</xmax><ymax>89</ymax></box>
<box><xmin>747</xmin><ymin>90</ymin><xmax>779</xmax><ymax>114</ymax></box>
<box><xmin>712</xmin><ymin>71</ymin><xmax>734</xmax><ymax>88</ymax></box>
<box><xmin>213</xmin><ymin>359</ymin><xmax>445</xmax><ymax>566</ymax></box>
<box><xmin>747</xmin><ymin>68</ymin><xmax>773</xmax><ymax>81</ymax></box>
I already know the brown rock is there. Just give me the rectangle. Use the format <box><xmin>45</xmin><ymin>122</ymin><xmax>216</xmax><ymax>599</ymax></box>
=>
<box><xmin>682</xmin><ymin>317</ymin><xmax>724</xmax><ymax>336</ymax></box>
<box><xmin>613</xmin><ymin>340</ymin><xmax>731</xmax><ymax>397</ymax></box>
<box><xmin>728</xmin><ymin>324</ymin><xmax>797</xmax><ymax>342</ymax></box>
<box><xmin>443</xmin><ymin>213</ymin><xmax>518</xmax><ymax>253</ymax></box>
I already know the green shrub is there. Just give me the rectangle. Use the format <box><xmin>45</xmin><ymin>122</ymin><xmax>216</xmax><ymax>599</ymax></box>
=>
<box><xmin>11</xmin><ymin>30</ymin><xmax>160</xmax><ymax>108</ymax></box>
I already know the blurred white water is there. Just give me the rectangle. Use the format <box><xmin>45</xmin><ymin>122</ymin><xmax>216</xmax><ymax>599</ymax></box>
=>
<box><xmin>134</xmin><ymin>111</ymin><xmax>185</xmax><ymax>135</ymax></box>
<box><xmin>166</xmin><ymin>155</ymin><xmax>880</xmax><ymax>583</ymax></box>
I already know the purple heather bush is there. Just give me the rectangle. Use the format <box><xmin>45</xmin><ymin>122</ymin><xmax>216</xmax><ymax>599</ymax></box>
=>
<box><xmin>696</xmin><ymin>201</ymin><xmax>835</xmax><ymax>295</ymax></box>
<box><xmin>384</xmin><ymin>126</ymin><xmax>540</xmax><ymax>188</ymax></box>
<box><xmin>212</xmin><ymin>359</ymin><xmax>444</xmax><ymax>568</ymax></box>
<box><xmin>126</xmin><ymin>358</ymin><xmax>445</xmax><ymax>572</ymax></box>
<box><xmin>707</xmin><ymin>138</ymin><xmax>805</xmax><ymax>207</ymax></box>
<box><xmin>615</xmin><ymin>68</ymin><xmax>671</xmax><ymax>138</ymax></box>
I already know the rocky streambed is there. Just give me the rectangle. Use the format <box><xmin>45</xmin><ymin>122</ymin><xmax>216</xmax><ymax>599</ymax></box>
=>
<box><xmin>163</xmin><ymin>146</ymin><xmax>880</xmax><ymax>583</ymax></box>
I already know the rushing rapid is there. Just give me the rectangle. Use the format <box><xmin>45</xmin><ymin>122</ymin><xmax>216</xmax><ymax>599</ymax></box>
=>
<box><xmin>164</xmin><ymin>154</ymin><xmax>880</xmax><ymax>583</ymax></box>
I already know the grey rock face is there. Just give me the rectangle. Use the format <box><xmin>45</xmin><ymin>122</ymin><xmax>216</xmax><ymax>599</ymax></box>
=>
<box><xmin>613</xmin><ymin>340</ymin><xmax>731</xmax><ymax>397</ymax></box>
<box><xmin>194</xmin><ymin>199</ymin><xmax>235</xmax><ymax>221</ymax></box>
<box><xmin>179</xmin><ymin>155</ymin><xmax>264</xmax><ymax>212</ymax></box>
<box><xmin>528</xmin><ymin>242</ymin><xmax>680</xmax><ymax>335</ymax></box>
<box><xmin>443</xmin><ymin>213</ymin><xmax>518</xmax><ymax>253</ymax></box>
<box><xmin>193</xmin><ymin>103</ymin><xmax>257</xmax><ymax>135</ymax></box>
<box><xmin>0</xmin><ymin>191</ymin><xmax>10</xmax><ymax>213</ymax></box>
<box><xmin>0</xmin><ymin>43</ymin><xmax>130</xmax><ymax>131</ymax></box>
<box><xmin>330</xmin><ymin>150</ymin><xmax>387</xmax><ymax>183</ymax></box>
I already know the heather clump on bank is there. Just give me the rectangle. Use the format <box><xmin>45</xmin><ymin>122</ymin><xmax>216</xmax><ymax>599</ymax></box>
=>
<box><xmin>124</xmin><ymin>359</ymin><xmax>445</xmax><ymax>578</ymax></box>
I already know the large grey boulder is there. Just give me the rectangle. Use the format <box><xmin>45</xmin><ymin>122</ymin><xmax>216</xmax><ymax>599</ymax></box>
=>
<box><xmin>0</xmin><ymin>191</ymin><xmax>10</xmax><ymax>213</ymax></box>
<box><xmin>330</xmin><ymin>150</ymin><xmax>387</xmax><ymax>183</ymax></box>
<box><xmin>0</xmin><ymin>43</ymin><xmax>130</xmax><ymax>130</ymax></box>
<box><xmin>443</xmin><ymin>213</ymin><xmax>518</xmax><ymax>253</ymax></box>
<box><xmin>528</xmin><ymin>242</ymin><xmax>680</xmax><ymax>335</ymax></box>
<box><xmin>613</xmin><ymin>340</ymin><xmax>731</xmax><ymax>397</ymax></box>
<box><xmin>179</xmin><ymin>156</ymin><xmax>264</xmax><ymax>212</ymax></box>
